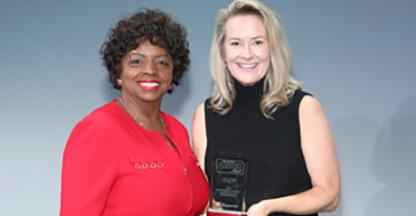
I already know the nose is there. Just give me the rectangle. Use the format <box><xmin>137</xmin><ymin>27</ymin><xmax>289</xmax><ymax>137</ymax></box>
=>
<box><xmin>143</xmin><ymin>60</ymin><xmax>157</xmax><ymax>75</ymax></box>
<box><xmin>241</xmin><ymin>44</ymin><xmax>253</xmax><ymax>59</ymax></box>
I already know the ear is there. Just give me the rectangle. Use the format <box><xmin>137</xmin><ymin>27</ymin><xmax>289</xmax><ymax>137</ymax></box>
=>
<box><xmin>167</xmin><ymin>83</ymin><xmax>174</xmax><ymax>93</ymax></box>
<box><xmin>117</xmin><ymin>79</ymin><xmax>122</xmax><ymax>86</ymax></box>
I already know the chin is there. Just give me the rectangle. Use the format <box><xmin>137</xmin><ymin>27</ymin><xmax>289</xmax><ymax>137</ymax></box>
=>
<box><xmin>138</xmin><ymin>94</ymin><xmax>164</xmax><ymax>103</ymax></box>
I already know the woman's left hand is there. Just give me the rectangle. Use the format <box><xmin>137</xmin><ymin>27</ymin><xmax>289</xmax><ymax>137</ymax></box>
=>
<box><xmin>246</xmin><ymin>200</ymin><xmax>269</xmax><ymax>216</ymax></box>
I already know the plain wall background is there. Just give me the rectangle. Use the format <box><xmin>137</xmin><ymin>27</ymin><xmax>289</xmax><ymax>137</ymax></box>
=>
<box><xmin>1</xmin><ymin>0</ymin><xmax>415</xmax><ymax>215</ymax></box>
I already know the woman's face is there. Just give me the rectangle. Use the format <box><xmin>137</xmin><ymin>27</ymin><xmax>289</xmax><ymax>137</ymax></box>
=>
<box><xmin>119</xmin><ymin>40</ymin><xmax>173</xmax><ymax>103</ymax></box>
<box><xmin>224</xmin><ymin>14</ymin><xmax>270</xmax><ymax>86</ymax></box>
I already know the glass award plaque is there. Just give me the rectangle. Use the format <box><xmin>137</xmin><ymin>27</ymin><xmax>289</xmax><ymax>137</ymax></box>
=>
<box><xmin>207</xmin><ymin>152</ymin><xmax>248</xmax><ymax>216</ymax></box>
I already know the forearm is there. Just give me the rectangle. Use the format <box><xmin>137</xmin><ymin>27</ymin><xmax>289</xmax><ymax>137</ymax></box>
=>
<box><xmin>262</xmin><ymin>186</ymin><xmax>339</xmax><ymax>215</ymax></box>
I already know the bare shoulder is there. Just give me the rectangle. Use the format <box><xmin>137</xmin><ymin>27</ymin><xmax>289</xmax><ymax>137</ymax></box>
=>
<box><xmin>298</xmin><ymin>95</ymin><xmax>330</xmax><ymax>135</ymax></box>
<box><xmin>192</xmin><ymin>103</ymin><xmax>205</xmax><ymax>123</ymax></box>
<box><xmin>195</xmin><ymin>102</ymin><xmax>205</xmax><ymax>115</ymax></box>
<box><xmin>299</xmin><ymin>95</ymin><xmax>324</xmax><ymax>114</ymax></box>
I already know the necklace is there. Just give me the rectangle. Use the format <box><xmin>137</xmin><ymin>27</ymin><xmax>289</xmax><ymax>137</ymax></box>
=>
<box><xmin>132</xmin><ymin>114</ymin><xmax>166</xmax><ymax>130</ymax></box>
<box><xmin>118</xmin><ymin>98</ymin><xmax>166</xmax><ymax>130</ymax></box>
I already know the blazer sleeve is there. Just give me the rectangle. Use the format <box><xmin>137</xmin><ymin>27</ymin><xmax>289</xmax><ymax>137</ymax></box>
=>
<box><xmin>60</xmin><ymin>118</ymin><xmax>118</xmax><ymax>216</ymax></box>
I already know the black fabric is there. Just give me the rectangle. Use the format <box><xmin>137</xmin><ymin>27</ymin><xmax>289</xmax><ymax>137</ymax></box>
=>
<box><xmin>204</xmin><ymin>80</ymin><xmax>317</xmax><ymax>216</ymax></box>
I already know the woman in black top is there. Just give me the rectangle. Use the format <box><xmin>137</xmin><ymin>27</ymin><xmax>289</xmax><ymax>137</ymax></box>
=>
<box><xmin>192</xmin><ymin>0</ymin><xmax>340</xmax><ymax>215</ymax></box>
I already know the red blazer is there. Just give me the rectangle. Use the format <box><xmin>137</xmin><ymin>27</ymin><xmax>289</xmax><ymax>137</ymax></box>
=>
<box><xmin>61</xmin><ymin>101</ymin><xmax>209</xmax><ymax>216</ymax></box>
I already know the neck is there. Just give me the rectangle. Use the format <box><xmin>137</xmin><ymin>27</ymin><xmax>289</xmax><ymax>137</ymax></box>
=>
<box><xmin>119</xmin><ymin>93</ymin><xmax>161</xmax><ymax>119</ymax></box>
<box><xmin>117</xmin><ymin>94</ymin><xmax>164</xmax><ymax>131</ymax></box>
<box><xmin>233</xmin><ymin>78</ymin><xmax>265</xmax><ymax>107</ymax></box>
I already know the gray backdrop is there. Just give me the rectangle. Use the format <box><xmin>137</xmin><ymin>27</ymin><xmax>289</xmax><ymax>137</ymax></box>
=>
<box><xmin>1</xmin><ymin>0</ymin><xmax>415</xmax><ymax>215</ymax></box>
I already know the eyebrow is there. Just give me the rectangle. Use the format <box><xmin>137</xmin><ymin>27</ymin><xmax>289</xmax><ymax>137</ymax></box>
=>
<box><xmin>228</xmin><ymin>36</ymin><xmax>266</xmax><ymax>41</ymax></box>
<box><xmin>128</xmin><ymin>52</ymin><xmax>171</xmax><ymax>59</ymax></box>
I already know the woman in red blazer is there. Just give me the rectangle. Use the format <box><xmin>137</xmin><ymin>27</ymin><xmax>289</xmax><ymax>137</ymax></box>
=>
<box><xmin>60</xmin><ymin>9</ymin><xmax>209</xmax><ymax>216</ymax></box>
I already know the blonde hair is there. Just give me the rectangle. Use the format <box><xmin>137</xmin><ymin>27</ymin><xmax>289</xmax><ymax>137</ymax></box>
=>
<box><xmin>209</xmin><ymin>0</ymin><xmax>301</xmax><ymax>118</ymax></box>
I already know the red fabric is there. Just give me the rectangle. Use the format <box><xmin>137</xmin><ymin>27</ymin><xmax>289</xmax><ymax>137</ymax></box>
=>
<box><xmin>61</xmin><ymin>101</ymin><xmax>209</xmax><ymax>216</ymax></box>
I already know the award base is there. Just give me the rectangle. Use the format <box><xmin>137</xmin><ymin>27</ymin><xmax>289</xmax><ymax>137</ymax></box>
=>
<box><xmin>207</xmin><ymin>209</ymin><xmax>247</xmax><ymax>216</ymax></box>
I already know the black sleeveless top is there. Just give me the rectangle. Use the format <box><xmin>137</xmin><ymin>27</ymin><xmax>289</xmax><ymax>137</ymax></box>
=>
<box><xmin>204</xmin><ymin>80</ymin><xmax>317</xmax><ymax>216</ymax></box>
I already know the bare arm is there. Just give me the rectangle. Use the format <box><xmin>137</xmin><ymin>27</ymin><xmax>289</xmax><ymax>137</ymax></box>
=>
<box><xmin>191</xmin><ymin>103</ymin><xmax>207</xmax><ymax>171</ymax></box>
<box><xmin>247</xmin><ymin>96</ymin><xmax>340</xmax><ymax>216</ymax></box>
<box><xmin>192</xmin><ymin>103</ymin><xmax>210</xmax><ymax>215</ymax></box>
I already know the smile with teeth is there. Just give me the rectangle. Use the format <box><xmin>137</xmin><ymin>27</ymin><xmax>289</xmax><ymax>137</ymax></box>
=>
<box><xmin>138</xmin><ymin>80</ymin><xmax>160</xmax><ymax>90</ymax></box>
<box><xmin>237</xmin><ymin>63</ymin><xmax>258</xmax><ymax>69</ymax></box>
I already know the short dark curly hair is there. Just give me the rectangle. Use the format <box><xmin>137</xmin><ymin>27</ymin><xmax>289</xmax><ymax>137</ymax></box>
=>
<box><xmin>100</xmin><ymin>8</ymin><xmax>190</xmax><ymax>93</ymax></box>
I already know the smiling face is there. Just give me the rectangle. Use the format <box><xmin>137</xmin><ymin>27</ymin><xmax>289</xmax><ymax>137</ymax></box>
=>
<box><xmin>224</xmin><ymin>14</ymin><xmax>270</xmax><ymax>86</ymax></box>
<box><xmin>119</xmin><ymin>40</ymin><xmax>173</xmax><ymax>104</ymax></box>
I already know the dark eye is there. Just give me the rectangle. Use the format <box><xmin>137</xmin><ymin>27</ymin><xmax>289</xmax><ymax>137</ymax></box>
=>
<box><xmin>157</xmin><ymin>59</ymin><xmax>171</xmax><ymax>67</ymax></box>
<box><xmin>230</xmin><ymin>41</ymin><xmax>240</xmax><ymax>46</ymax></box>
<box><xmin>254</xmin><ymin>40</ymin><xmax>264</xmax><ymax>46</ymax></box>
<box><xmin>130</xmin><ymin>59</ymin><xmax>141</xmax><ymax>65</ymax></box>
<box><xmin>158</xmin><ymin>60</ymin><xmax>167</xmax><ymax>66</ymax></box>
<box><xmin>129</xmin><ymin>55</ymin><xmax>143</xmax><ymax>67</ymax></box>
